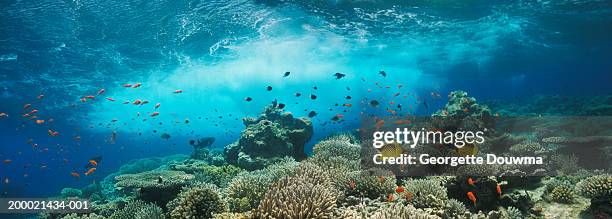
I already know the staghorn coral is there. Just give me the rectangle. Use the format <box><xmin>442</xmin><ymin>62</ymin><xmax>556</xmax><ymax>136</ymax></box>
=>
<box><xmin>401</xmin><ymin>178</ymin><xmax>448</xmax><ymax>208</ymax></box>
<box><xmin>224</xmin><ymin>104</ymin><xmax>313</xmax><ymax>170</ymax></box>
<box><xmin>443</xmin><ymin>199</ymin><xmax>469</xmax><ymax>218</ymax></box>
<box><xmin>61</xmin><ymin>188</ymin><xmax>83</xmax><ymax>198</ymax></box>
<box><xmin>369</xmin><ymin>203</ymin><xmax>440</xmax><ymax>219</ymax></box>
<box><xmin>168</xmin><ymin>183</ymin><xmax>224</xmax><ymax>219</ymax></box>
<box><xmin>254</xmin><ymin>172</ymin><xmax>337</xmax><ymax>219</ymax></box>
<box><xmin>505</xmin><ymin>206</ymin><xmax>522</xmax><ymax>219</ymax></box>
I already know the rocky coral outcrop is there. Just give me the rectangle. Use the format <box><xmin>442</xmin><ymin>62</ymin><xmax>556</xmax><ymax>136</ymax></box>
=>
<box><xmin>224</xmin><ymin>104</ymin><xmax>313</xmax><ymax>170</ymax></box>
<box><xmin>167</xmin><ymin>183</ymin><xmax>224</xmax><ymax>219</ymax></box>
<box><xmin>432</xmin><ymin>91</ymin><xmax>495</xmax><ymax>132</ymax></box>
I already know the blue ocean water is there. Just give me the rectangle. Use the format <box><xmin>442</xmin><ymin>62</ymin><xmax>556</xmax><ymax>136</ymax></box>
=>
<box><xmin>0</xmin><ymin>0</ymin><xmax>610</xmax><ymax>198</ymax></box>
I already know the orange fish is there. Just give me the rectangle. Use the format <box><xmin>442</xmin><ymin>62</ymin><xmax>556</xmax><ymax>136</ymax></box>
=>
<box><xmin>463</xmin><ymin>108</ymin><xmax>469</xmax><ymax>113</ymax></box>
<box><xmin>97</xmin><ymin>89</ymin><xmax>105</xmax><ymax>95</ymax></box>
<box><xmin>387</xmin><ymin>109</ymin><xmax>396</xmax><ymax>115</ymax></box>
<box><xmin>349</xmin><ymin>181</ymin><xmax>356</xmax><ymax>190</ymax></box>
<box><xmin>123</xmin><ymin>84</ymin><xmax>132</xmax><ymax>88</ymax></box>
<box><xmin>395</xmin><ymin>186</ymin><xmax>405</xmax><ymax>193</ymax></box>
<box><xmin>154</xmin><ymin>103</ymin><xmax>160</xmax><ymax>109</ymax></box>
<box><xmin>23</xmin><ymin>104</ymin><xmax>31</xmax><ymax>109</ymax></box>
<box><xmin>37</xmin><ymin>94</ymin><xmax>44</xmax><ymax>99</ymax></box>
<box><xmin>88</xmin><ymin>160</ymin><xmax>98</xmax><ymax>166</ymax></box>
<box><xmin>35</xmin><ymin>119</ymin><xmax>45</xmax><ymax>124</ymax></box>
<box><xmin>467</xmin><ymin>192</ymin><xmax>477</xmax><ymax>206</ymax></box>
<box><xmin>405</xmin><ymin>192</ymin><xmax>413</xmax><ymax>201</ymax></box>
<box><xmin>29</xmin><ymin>109</ymin><xmax>38</xmax><ymax>115</ymax></box>
<box><xmin>173</xmin><ymin>89</ymin><xmax>183</xmax><ymax>93</ymax></box>
<box><xmin>85</xmin><ymin>95</ymin><xmax>95</xmax><ymax>99</ymax></box>
<box><xmin>84</xmin><ymin>168</ymin><xmax>96</xmax><ymax>176</ymax></box>
<box><xmin>343</xmin><ymin>103</ymin><xmax>352</xmax><ymax>107</ymax></box>
<box><xmin>468</xmin><ymin>177</ymin><xmax>475</xmax><ymax>186</ymax></box>
<box><xmin>387</xmin><ymin>194</ymin><xmax>394</xmax><ymax>202</ymax></box>
<box><xmin>132</xmin><ymin>100</ymin><xmax>142</xmax><ymax>105</ymax></box>
<box><xmin>106</xmin><ymin>97</ymin><xmax>115</xmax><ymax>101</ymax></box>
<box><xmin>2</xmin><ymin>159</ymin><xmax>11</xmax><ymax>164</ymax></box>
<box><xmin>150</xmin><ymin>112</ymin><xmax>159</xmax><ymax>117</ymax></box>
<box><xmin>70</xmin><ymin>172</ymin><xmax>80</xmax><ymax>178</ymax></box>
<box><xmin>132</xmin><ymin>83</ymin><xmax>141</xmax><ymax>88</ymax></box>
<box><xmin>496</xmin><ymin>184</ymin><xmax>502</xmax><ymax>195</ymax></box>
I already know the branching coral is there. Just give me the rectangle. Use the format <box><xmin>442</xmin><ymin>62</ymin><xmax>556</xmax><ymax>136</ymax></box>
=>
<box><xmin>401</xmin><ymin>178</ymin><xmax>448</xmax><ymax>208</ymax></box>
<box><xmin>225</xmin><ymin>170</ymin><xmax>274</xmax><ymax>212</ymax></box>
<box><xmin>109</xmin><ymin>200</ymin><xmax>162</xmax><ymax>219</ymax></box>
<box><xmin>576</xmin><ymin>174</ymin><xmax>612</xmax><ymax>199</ymax></box>
<box><xmin>254</xmin><ymin>172</ymin><xmax>337</xmax><ymax>218</ymax></box>
<box><xmin>443</xmin><ymin>199</ymin><xmax>468</xmax><ymax>218</ymax></box>
<box><xmin>549</xmin><ymin>184</ymin><xmax>575</xmax><ymax>203</ymax></box>
<box><xmin>505</xmin><ymin>206</ymin><xmax>522</xmax><ymax>219</ymax></box>
<box><xmin>343</xmin><ymin>170</ymin><xmax>396</xmax><ymax>200</ymax></box>
<box><xmin>168</xmin><ymin>183</ymin><xmax>224</xmax><ymax>219</ymax></box>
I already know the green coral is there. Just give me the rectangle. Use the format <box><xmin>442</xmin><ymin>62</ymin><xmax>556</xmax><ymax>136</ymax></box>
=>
<box><xmin>61</xmin><ymin>188</ymin><xmax>83</xmax><ymax>198</ymax></box>
<box><xmin>108</xmin><ymin>200</ymin><xmax>162</xmax><ymax>219</ymax></box>
<box><xmin>168</xmin><ymin>183</ymin><xmax>224</xmax><ymax>219</ymax></box>
<box><xmin>444</xmin><ymin>199</ymin><xmax>468</xmax><ymax>218</ymax></box>
<box><xmin>254</xmin><ymin>172</ymin><xmax>336</xmax><ymax>218</ymax></box>
<box><xmin>225</xmin><ymin>170</ymin><xmax>274</xmax><ymax>212</ymax></box>
<box><xmin>192</xmin><ymin>164</ymin><xmax>245</xmax><ymax>187</ymax></box>
<box><xmin>401</xmin><ymin>178</ymin><xmax>448</xmax><ymax>208</ymax></box>
<box><xmin>343</xmin><ymin>170</ymin><xmax>396</xmax><ymax>200</ymax></box>
<box><xmin>576</xmin><ymin>174</ymin><xmax>612</xmax><ymax>199</ymax></box>
<box><xmin>549</xmin><ymin>184</ymin><xmax>575</xmax><ymax>203</ymax></box>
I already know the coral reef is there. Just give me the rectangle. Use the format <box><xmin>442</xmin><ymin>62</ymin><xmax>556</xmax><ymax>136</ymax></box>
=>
<box><xmin>224</xmin><ymin>104</ymin><xmax>313</xmax><ymax>170</ymax></box>
<box><xmin>61</xmin><ymin>213</ymin><xmax>106</xmax><ymax>219</ymax></box>
<box><xmin>167</xmin><ymin>183</ymin><xmax>224</xmax><ymax>219</ymax></box>
<box><xmin>108</xmin><ymin>200</ymin><xmax>163</xmax><ymax>219</ymax></box>
<box><xmin>576</xmin><ymin>174</ymin><xmax>612</xmax><ymax>217</ymax></box>
<box><xmin>443</xmin><ymin>199</ymin><xmax>469</xmax><ymax>218</ymax></box>
<box><xmin>342</xmin><ymin>170</ymin><xmax>396</xmax><ymax>200</ymax></box>
<box><xmin>505</xmin><ymin>206</ymin><xmax>522</xmax><ymax>219</ymax></box>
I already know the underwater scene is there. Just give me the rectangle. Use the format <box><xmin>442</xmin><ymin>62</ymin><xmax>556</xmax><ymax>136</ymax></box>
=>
<box><xmin>1</xmin><ymin>0</ymin><xmax>611</xmax><ymax>218</ymax></box>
